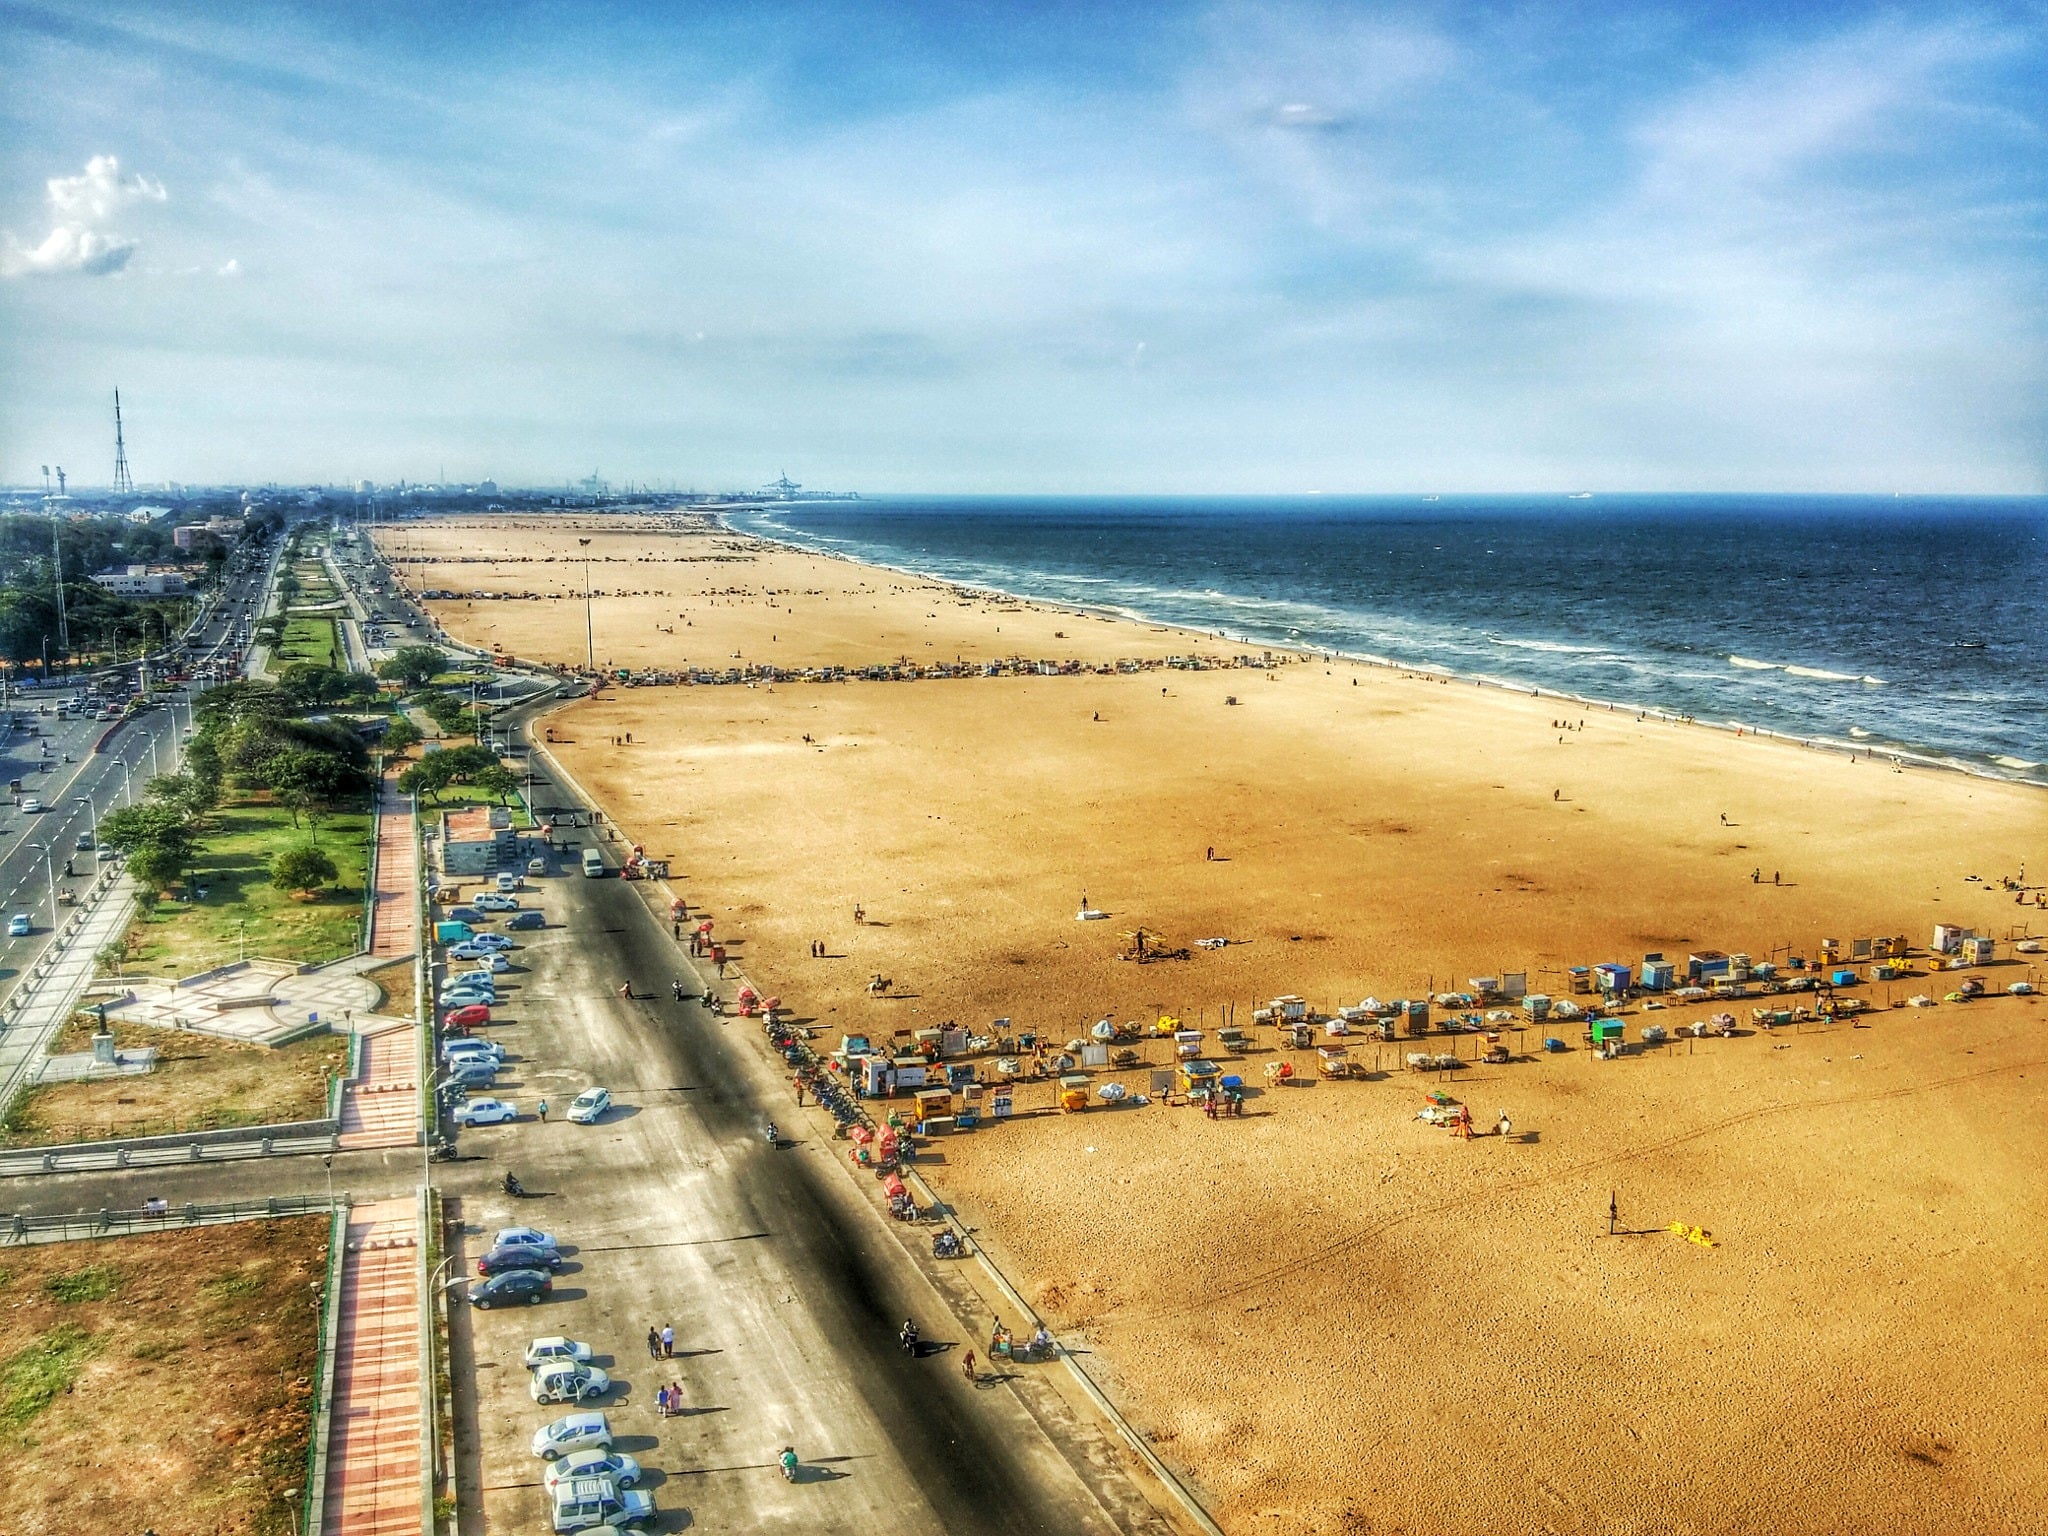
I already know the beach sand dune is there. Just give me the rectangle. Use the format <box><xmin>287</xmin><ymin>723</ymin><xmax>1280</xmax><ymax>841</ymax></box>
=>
<box><xmin>390</xmin><ymin>516</ymin><xmax>2048</xmax><ymax>1535</ymax></box>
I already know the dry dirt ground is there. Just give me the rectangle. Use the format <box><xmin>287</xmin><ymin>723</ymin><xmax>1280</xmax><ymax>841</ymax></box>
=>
<box><xmin>393</xmin><ymin>514</ymin><xmax>2048</xmax><ymax>1535</ymax></box>
<box><xmin>0</xmin><ymin>1217</ymin><xmax>328</xmax><ymax>1536</ymax></box>
<box><xmin>2</xmin><ymin>1017</ymin><xmax>345</xmax><ymax>1148</ymax></box>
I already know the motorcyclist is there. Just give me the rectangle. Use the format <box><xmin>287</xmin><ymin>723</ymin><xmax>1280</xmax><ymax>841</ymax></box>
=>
<box><xmin>503</xmin><ymin>1171</ymin><xmax>524</xmax><ymax>1197</ymax></box>
<box><xmin>763</xmin><ymin>1121</ymin><xmax>778</xmax><ymax>1145</ymax></box>
<box><xmin>779</xmin><ymin>1446</ymin><xmax>799</xmax><ymax>1481</ymax></box>
<box><xmin>899</xmin><ymin>1318</ymin><xmax>919</xmax><ymax>1354</ymax></box>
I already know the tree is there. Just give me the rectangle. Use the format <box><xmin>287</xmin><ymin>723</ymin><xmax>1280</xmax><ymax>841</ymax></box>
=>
<box><xmin>127</xmin><ymin>842</ymin><xmax>193</xmax><ymax>901</ymax></box>
<box><xmin>276</xmin><ymin>662</ymin><xmax>351</xmax><ymax>708</ymax></box>
<box><xmin>397</xmin><ymin>752</ymin><xmax>457</xmax><ymax>802</ymax></box>
<box><xmin>378</xmin><ymin>644</ymin><xmax>448</xmax><ymax>689</ymax></box>
<box><xmin>271</xmin><ymin>844</ymin><xmax>339</xmax><ymax>896</ymax></box>
<box><xmin>381</xmin><ymin>716</ymin><xmax>422</xmax><ymax>755</ymax></box>
<box><xmin>473</xmin><ymin>764</ymin><xmax>520</xmax><ymax>804</ymax></box>
<box><xmin>146</xmin><ymin>772</ymin><xmax>218</xmax><ymax>823</ymax></box>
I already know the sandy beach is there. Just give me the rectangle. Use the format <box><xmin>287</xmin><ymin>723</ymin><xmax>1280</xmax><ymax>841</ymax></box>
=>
<box><xmin>385</xmin><ymin>514</ymin><xmax>2048</xmax><ymax>1534</ymax></box>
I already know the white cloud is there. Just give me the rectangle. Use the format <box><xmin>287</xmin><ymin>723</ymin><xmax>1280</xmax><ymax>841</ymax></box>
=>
<box><xmin>2</xmin><ymin>155</ymin><xmax>167</xmax><ymax>278</ymax></box>
<box><xmin>216</xmin><ymin>258</ymin><xmax>243</xmax><ymax>278</ymax></box>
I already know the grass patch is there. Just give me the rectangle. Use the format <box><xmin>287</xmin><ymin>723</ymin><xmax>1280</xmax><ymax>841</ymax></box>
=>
<box><xmin>115</xmin><ymin>794</ymin><xmax>371</xmax><ymax>978</ymax></box>
<box><xmin>0</xmin><ymin>1219</ymin><xmax>326</xmax><ymax>1533</ymax></box>
<box><xmin>3</xmin><ymin>1024</ymin><xmax>346</xmax><ymax>1148</ymax></box>
<box><xmin>274</xmin><ymin>614</ymin><xmax>340</xmax><ymax>670</ymax></box>
<box><xmin>43</xmin><ymin>1264</ymin><xmax>123</xmax><ymax>1303</ymax></box>
<box><xmin>0</xmin><ymin>1324</ymin><xmax>103</xmax><ymax>1434</ymax></box>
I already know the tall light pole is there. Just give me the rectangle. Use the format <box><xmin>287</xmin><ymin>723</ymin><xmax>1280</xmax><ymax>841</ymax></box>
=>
<box><xmin>578</xmin><ymin>537</ymin><xmax>594</xmax><ymax>673</ymax></box>
<box><xmin>146</xmin><ymin>736</ymin><xmax>160</xmax><ymax>779</ymax></box>
<box><xmin>118</xmin><ymin>759</ymin><xmax>133</xmax><ymax>806</ymax></box>
<box><xmin>28</xmin><ymin>843</ymin><xmax>56</xmax><ymax>928</ymax></box>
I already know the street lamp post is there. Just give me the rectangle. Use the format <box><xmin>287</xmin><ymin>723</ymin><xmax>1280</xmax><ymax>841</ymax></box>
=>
<box><xmin>28</xmin><ymin>843</ymin><xmax>55</xmax><ymax>928</ymax></box>
<box><xmin>146</xmin><ymin>736</ymin><xmax>160</xmax><ymax>779</ymax></box>
<box><xmin>119</xmin><ymin>759</ymin><xmax>133</xmax><ymax>806</ymax></box>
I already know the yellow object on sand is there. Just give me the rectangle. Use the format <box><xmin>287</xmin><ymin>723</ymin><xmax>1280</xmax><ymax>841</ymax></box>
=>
<box><xmin>1667</xmin><ymin>1222</ymin><xmax>1718</xmax><ymax>1248</ymax></box>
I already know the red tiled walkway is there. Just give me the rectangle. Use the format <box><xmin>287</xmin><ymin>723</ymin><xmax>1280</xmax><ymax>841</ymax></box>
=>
<box><xmin>338</xmin><ymin>1021</ymin><xmax>421</xmax><ymax>1150</ymax></box>
<box><xmin>368</xmin><ymin>776</ymin><xmax>418</xmax><ymax>962</ymax></box>
<box><xmin>322</xmin><ymin>1200</ymin><xmax>422</xmax><ymax>1536</ymax></box>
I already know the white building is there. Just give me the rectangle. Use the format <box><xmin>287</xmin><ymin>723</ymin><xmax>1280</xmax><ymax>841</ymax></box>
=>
<box><xmin>90</xmin><ymin>564</ymin><xmax>190</xmax><ymax>596</ymax></box>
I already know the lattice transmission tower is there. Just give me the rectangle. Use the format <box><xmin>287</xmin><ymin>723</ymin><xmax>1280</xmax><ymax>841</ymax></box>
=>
<box><xmin>112</xmin><ymin>388</ymin><xmax>133</xmax><ymax>495</ymax></box>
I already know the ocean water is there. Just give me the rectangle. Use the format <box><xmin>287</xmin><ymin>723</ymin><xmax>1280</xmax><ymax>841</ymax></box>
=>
<box><xmin>726</xmin><ymin>496</ymin><xmax>2048</xmax><ymax>782</ymax></box>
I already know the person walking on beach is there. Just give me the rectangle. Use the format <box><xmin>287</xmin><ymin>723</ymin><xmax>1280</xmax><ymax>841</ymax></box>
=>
<box><xmin>661</xmin><ymin>1324</ymin><xmax>674</xmax><ymax>1358</ymax></box>
<box><xmin>646</xmin><ymin>1327</ymin><xmax>661</xmax><ymax>1360</ymax></box>
<box><xmin>1773</xmin><ymin>871</ymin><xmax>1780</xmax><ymax>886</ymax></box>
<box><xmin>619</xmin><ymin>979</ymin><xmax>634</xmax><ymax>997</ymax></box>
<box><xmin>537</xmin><ymin>1098</ymin><xmax>548</xmax><ymax>1123</ymax></box>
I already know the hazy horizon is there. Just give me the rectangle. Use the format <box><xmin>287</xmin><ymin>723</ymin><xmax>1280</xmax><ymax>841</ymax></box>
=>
<box><xmin>2</xmin><ymin>2</ymin><xmax>2043</xmax><ymax>495</ymax></box>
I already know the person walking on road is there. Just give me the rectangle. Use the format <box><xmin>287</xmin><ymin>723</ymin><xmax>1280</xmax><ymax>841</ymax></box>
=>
<box><xmin>671</xmin><ymin>978</ymin><xmax>685</xmax><ymax>1000</ymax></box>
<box><xmin>661</xmin><ymin>1324</ymin><xmax>674</xmax><ymax>1358</ymax></box>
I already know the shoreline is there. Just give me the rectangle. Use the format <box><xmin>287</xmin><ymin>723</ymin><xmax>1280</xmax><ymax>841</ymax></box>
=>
<box><xmin>715</xmin><ymin>508</ymin><xmax>2048</xmax><ymax>793</ymax></box>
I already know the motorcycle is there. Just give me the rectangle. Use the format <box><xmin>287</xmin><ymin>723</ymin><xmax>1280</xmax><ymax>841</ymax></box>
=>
<box><xmin>428</xmin><ymin>1138</ymin><xmax>458</xmax><ymax>1163</ymax></box>
<box><xmin>899</xmin><ymin>1319</ymin><xmax>920</xmax><ymax>1355</ymax></box>
<box><xmin>762</xmin><ymin>1122</ymin><xmax>779</xmax><ymax>1146</ymax></box>
<box><xmin>503</xmin><ymin>1171</ymin><xmax>527</xmax><ymax>1197</ymax></box>
<box><xmin>931</xmin><ymin>1230</ymin><xmax>964</xmax><ymax>1260</ymax></box>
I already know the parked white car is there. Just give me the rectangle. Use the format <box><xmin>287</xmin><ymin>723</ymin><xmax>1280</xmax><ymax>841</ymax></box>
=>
<box><xmin>451</xmin><ymin>1097</ymin><xmax>517</xmax><ymax>1126</ymax></box>
<box><xmin>531</xmin><ymin>1362</ymin><xmax>611</xmax><ymax>1404</ymax></box>
<box><xmin>565</xmin><ymin>1087</ymin><xmax>611</xmax><ymax>1124</ymax></box>
<box><xmin>524</xmin><ymin>1336</ymin><xmax>594</xmax><ymax>1370</ymax></box>
<box><xmin>530</xmin><ymin>1411</ymin><xmax>612</xmax><ymax>1461</ymax></box>
<box><xmin>495</xmin><ymin>1225</ymin><xmax>556</xmax><ymax>1252</ymax></box>
<box><xmin>467</xmin><ymin>933</ymin><xmax>515</xmax><ymax>953</ymax></box>
<box><xmin>551</xmin><ymin>1477</ymin><xmax>654</xmax><ymax>1533</ymax></box>
<box><xmin>473</xmin><ymin>892</ymin><xmax>520</xmax><ymax>911</ymax></box>
<box><xmin>543</xmin><ymin>1447</ymin><xmax>643</xmax><ymax>1494</ymax></box>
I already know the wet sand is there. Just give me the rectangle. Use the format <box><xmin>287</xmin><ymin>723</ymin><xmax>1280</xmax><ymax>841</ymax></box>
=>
<box><xmin>384</xmin><ymin>514</ymin><xmax>2048</xmax><ymax>1535</ymax></box>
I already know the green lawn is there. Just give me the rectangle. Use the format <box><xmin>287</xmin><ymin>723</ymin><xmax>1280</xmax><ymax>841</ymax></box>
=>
<box><xmin>273</xmin><ymin>615</ymin><xmax>340</xmax><ymax>670</ymax></box>
<box><xmin>116</xmin><ymin>796</ymin><xmax>373</xmax><ymax>978</ymax></box>
<box><xmin>426</xmin><ymin>790</ymin><xmax>535</xmax><ymax>828</ymax></box>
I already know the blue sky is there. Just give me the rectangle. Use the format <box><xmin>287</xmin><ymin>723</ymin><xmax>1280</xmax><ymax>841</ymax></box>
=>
<box><xmin>1</xmin><ymin>0</ymin><xmax>2043</xmax><ymax>492</ymax></box>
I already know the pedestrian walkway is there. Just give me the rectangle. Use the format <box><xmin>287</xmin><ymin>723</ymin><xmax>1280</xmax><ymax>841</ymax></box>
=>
<box><xmin>322</xmin><ymin>1199</ymin><xmax>423</xmax><ymax>1536</ymax></box>
<box><xmin>368</xmin><ymin>776</ymin><xmax>419</xmax><ymax>962</ymax></box>
<box><xmin>0</xmin><ymin>880</ymin><xmax>136</xmax><ymax>1122</ymax></box>
<box><xmin>338</xmin><ymin>1020</ymin><xmax>420</xmax><ymax>1150</ymax></box>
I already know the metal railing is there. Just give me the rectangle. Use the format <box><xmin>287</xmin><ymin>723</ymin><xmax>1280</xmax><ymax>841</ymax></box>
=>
<box><xmin>303</xmin><ymin>1198</ymin><xmax>351</xmax><ymax>1536</ymax></box>
<box><xmin>1</xmin><ymin>1192</ymin><xmax>347</xmax><ymax>1245</ymax></box>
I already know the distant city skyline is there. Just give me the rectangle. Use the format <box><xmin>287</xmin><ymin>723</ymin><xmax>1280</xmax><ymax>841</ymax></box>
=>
<box><xmin>1</xmin><ymin>1</ymin><xmax>2042</xmax><ymax>494</ymax></box>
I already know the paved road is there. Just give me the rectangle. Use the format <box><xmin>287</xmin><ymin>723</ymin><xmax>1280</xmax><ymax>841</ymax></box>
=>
<box><xmin>422</xmin><ymin>811</ymin><xmax>1167</xmax><ymax>1535</ymax></box>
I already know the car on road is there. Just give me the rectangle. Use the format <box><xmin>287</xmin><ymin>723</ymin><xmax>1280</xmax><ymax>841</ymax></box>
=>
<box><xmin>451</xmin><ymin>1096</ymin><xmax>518</xmax><ymax>1126</ymax></box>
<box><xmin>551</xmin><ymin>1477</ymin><xmax>654</xmax><ymax>1532</ymax></box>
<box><xmin>474</xmin><ymin>892</ymin><xmax>519</xmax><ymax>911</ymax></box>
<box><xmin>467</xmin><ymin>1268</ymin><xmax>551</xmax><ymax>1309</ymax></box>
<box><xmin>507</xmin><ymin>910</ymin><xmax>546</xmax><ymax>930</ymax></box>
<box><xmin>96</xmin><ymin>847</ymin><xmax>119</xmax><ymax>862</ymax></box>
<box><xmin>20</xmin><ymin>798</ymin><xmax>41</xmax><ymax>813</ymax></box>
<box><xmin>7</xmin><ymin>914</ymin><xmax>30</xmax><ymax>937</ymax></box>
<box><xmin>528</xmin><ymin>856</ymin><xmax>549</xmax><ymax>875</ymax></box>
<box><xmin>565</xmin><ymin>1087</ymin><xmax>611</xmax><ymax>1124</ymax></box>
<box><xmin>467</xmin><ymin>933</ymin><xmax>515</xmax><ymax>953</ymax></box>
<box><xmin>74</xmin><ymin>831</ymin><xmax>94</xmax><ymax>850</ymax></box>
<box><xmin>531</xmin><ymin>1360</ymin><xmax>611</xmax><ymax>1404</ymax></box>
<box><xmin>443</xmin><ymin>1004</ymin><xmax>492</xmax><ymax>1029</ymax></box>
<box><xmin>524</xmin><ymin>1336</ymin><xmax>595</xmax><ymax>1370</ymax></box>
<box><xmin>479</xmin><ymin>1241</ymin><xmax>565</xmax><ymax>1276</ymax></box>
<box><xmin>543</xmin><ymin>1447</ymin><xmax>642</xmax><ymax>1494</ymax></box>
<box><xmin>530</xmin><ymin>1411</ymin><xmax>612</xmax><ymax>1461</ymax></box>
